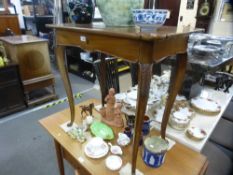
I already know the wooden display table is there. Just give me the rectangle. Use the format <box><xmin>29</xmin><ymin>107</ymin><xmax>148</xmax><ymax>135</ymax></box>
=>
<box><xmin>47</xmin><ymin>23</ymin><xmax>203</xmax><ymax>173</ymax></box>
<box><xmin>0</xmin><ymin>35</ymin><xmax>57</xmax><ymax>106</ymax></box>
<box><xmin>39</xmin><ymin>99</ymin><xmax>208</xmax><ymax>175</ymax></box>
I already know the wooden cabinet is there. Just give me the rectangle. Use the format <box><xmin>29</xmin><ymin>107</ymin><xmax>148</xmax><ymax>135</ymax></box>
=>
<box><xmin>0</xmin><ymin>35</ymin><xmax>57</xmax><ymax>106</ymax></box>
<box><xmin>0</xmin><ymin>63</ymin><xmax>26</xmax><ymax>118</ymax></box>
<box><xmin>157</xmin><ymin>0</ymin><xmax>181</xmax><ymax>26</ymax></box>
<box><xmin>0</xmin><ymin>15</ymin><xmax>21</xmax><ymax>36</ymax></box>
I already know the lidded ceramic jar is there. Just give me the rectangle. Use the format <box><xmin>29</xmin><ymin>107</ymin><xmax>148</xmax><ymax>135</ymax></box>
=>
<box><xmin>142</xmin><ymin>136</ymin><xmax>168</xmax><ymax>168</ymax></box>
<box><xmin>169</xmin><ymin>107</ymin><xmax>193</xmax><ymax>131</ymax></box>
<box><xmin>96</xmin><ymin>0</ymin><xmax>144</xmax><ymax>26</ymax></box>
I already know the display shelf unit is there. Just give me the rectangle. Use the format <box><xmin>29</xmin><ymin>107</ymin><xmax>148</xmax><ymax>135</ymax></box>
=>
<box><xmin>66</xmin><ymin>47</ymin><xmax>96</xmax><ymax>83</ymax></box>
<box><xmin>21</xmin><ymin>0</ymin><xmax>54</xmax><ymax>36</ymax></box>
<box><xmin>66</xmin><ymin>47</ymin><xmax>130</xmax><ymax>83</ymax></box>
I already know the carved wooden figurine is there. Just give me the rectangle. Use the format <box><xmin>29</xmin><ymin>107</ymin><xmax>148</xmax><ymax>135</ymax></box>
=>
<box><xmin>100</xmin><ymin>88</ymin><xmax>123</xmax><ymax>127</ymax></box>
<box><xmin>104</xmin><ymin>88</ymin><xmax>116</xmax><ymax>121</ymax></box>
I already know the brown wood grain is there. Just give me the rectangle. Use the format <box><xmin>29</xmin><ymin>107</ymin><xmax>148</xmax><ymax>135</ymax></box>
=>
<box><xmin>39</xmin><ymin>99</ymin><xmax>208</xmax><ymax>175</ymax></box>
<box><xmin>161</xmin><ymin>53</ymin><xmax>187</xmax><ymax>139</ymax></box>
<box><xmin>0</xmin><ymin>15</ymin><xmax>21</xmax><ymax>35</ymax></box>
<box><xmin>54</xmin><ymin>139</ymin><xmax>65</xmax><ymax>175</ymax></box>
<box><xmin>132</xmin><ymin>64</ymin><xmax>153</xmax><ymax>174</ymax></box>
<box><xmin>56</xmin><ymin>45</ymin><xmax>75</xmax><ymax>126</ymax></box>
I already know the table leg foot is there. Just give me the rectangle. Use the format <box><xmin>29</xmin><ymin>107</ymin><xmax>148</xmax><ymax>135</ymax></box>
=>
<box><xmin>56</xmin><ymin>45</ymin><xmax>75</xmax><ymax>126</ymax></box>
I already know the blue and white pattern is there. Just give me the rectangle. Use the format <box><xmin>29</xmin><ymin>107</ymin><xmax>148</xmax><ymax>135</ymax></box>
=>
<box><xmin>132</xmin><ymin>9</ymin><xmax>168</xmax><ymax>27</ymax></box>
<box><xmin>142</xmin><ymin>147</ymin><xmax>166</xmax><ymax>168</ymax></box>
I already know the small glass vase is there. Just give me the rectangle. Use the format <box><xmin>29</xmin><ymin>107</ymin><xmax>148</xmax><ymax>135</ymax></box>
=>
<box><xmin>67</xmin><ymin>0</ymin><xmax>95</xmax><ymax>24</ymax></box>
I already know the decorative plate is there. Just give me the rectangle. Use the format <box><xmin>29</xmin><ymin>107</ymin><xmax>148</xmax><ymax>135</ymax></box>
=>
<box><xmin>84</xmin><ymin>137</ymin><xmax>109</xmax><ymax>159</ymax></box>
<box><xmin>90</xmin><ymin>121</ymin><xmax>114</xmax><ymax>140</ymax></box>
<box><xmin>190</xmin><ymin>97</ymin><xmax>221</xmax><ymax>115</ymax></box>
<box><xmin>105</xmin><ymin>155</ymin><xmax>122</xmax><ymax>171</ymax></box>
<box><xmin>186</xmin><ymin>126</ymin><xmax>207</xmax><ymax>141</ymax></box>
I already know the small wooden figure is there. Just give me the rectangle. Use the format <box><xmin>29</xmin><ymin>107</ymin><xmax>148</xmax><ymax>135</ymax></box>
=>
<box><xmin>100</xmin><ymin>88</ymin><xmax>124</xmax><ymax>128</ymax></box>
<box><xmin>104</xmin><ymin>88</ymin><xmax>116</xmax><ymax>121</ymax></box>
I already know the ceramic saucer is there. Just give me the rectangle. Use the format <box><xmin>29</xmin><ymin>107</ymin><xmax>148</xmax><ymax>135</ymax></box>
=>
<box><xmin>186</xmin><ymin>126</ymin><xmax>207</xmax><ymax>141</ymax></box>
<box><xmin>190</xmin><ymin>97</ymin><xmax>221</xmax><ymax>115</ymax></box>
<box><xmin>105</xmin><ymin>155</ymin><xmax>122</xmax><ymax>171</ymax></box>
<box><xmin>84</xmin><ymin>137</ymin><xmax>109</xmax><ymax>159</ymax></box>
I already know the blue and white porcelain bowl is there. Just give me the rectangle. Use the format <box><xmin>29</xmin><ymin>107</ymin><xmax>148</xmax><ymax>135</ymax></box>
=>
<box><xmin>142</xmin><ymin>136</ymin><xmax>168</xmax><ymax>168</ymax></box>
<box><xmin>132</xmin><ymin>9</ymin><xmax>168</xmax><ymax>30</ymax></box>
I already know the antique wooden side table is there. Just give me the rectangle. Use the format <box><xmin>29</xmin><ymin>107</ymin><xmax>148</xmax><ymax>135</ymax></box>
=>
<box><xmin>47</xmin><ymin>23</ymin><xmax>203</xmax><ymax>174</ymax></box>
<box><xmin>0</xmin><ymin>35</ymin><xmax>57</xmax><ymax>106</ymax></box>
<box><xmin>39</xmin><ymin>99</ymin><xmax>208</xmax><ymax>175</ymax></box>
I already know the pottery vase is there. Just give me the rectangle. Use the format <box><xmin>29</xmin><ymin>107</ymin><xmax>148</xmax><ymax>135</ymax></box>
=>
<box><xmin>67</xmin><ymin>0</ymin><xmax>95</xmax><ymax>24</ymax></box>
<box><xmin>96</xmin><ymin>0</ymin><xmax>144</xmax><ymax>26</ymax></box>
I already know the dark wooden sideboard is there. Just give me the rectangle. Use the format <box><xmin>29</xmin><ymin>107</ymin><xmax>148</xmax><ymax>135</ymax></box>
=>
<box><xmin>0</xmin><ymin>63</ymin><xmax>26</xmax><ymax>118</ymax></box>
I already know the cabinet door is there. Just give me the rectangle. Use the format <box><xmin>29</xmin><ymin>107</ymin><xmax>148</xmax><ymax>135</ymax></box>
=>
<box><xmin>0</xmin><ymin>82</ymin><xmax>25</xmax><ymax>116</ymax></box>
<box><xmin>157</xmin><ymin>0</ymin><xmax>181</xmax><ymax>26</ymax></box>
<box><xmin>0</xmin><ymin>86</ymin><xmax>8</xmax><ymax>113</ymax></box>
<box><xmin>6</xmin><ymin>82</ymin><xmax>25</xmax><ymax>110</ymax></box>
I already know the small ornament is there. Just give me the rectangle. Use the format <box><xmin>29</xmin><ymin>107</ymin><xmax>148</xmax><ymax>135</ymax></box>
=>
<box><xmin>80</xmin><ymin>103</ymin><xmax>94</xmax><ymax>118</ymax></box>
<box><xmin>100</xmin><ymin>88</ymin><xmax>124</xmax><ymax>127</ymax></box>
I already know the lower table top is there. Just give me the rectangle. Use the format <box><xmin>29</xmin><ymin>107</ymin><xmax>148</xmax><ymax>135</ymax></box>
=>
<box><xmin>39</xmin><ymin>99</ymin><xmax>208</xmax><ymax>175</ymax></box>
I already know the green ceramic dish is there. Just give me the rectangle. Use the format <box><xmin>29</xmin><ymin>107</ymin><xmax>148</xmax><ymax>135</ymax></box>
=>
<box><xmin>90</xmin><ymin>121</ymin><xmax>114</xmax><ymax>140</ymax></box>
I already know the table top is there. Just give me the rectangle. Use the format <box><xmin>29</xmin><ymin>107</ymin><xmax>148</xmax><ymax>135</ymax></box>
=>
<box><xmin>39</xmin><ymin>99</ymin><xmax>207</xmax><ymax>175</ymax></box>
<box><xmin>47</xmin><ymin>23</ymin><xmax>203</xmax><ymax>41</ymax></box>
<box><xmin>0</xmin><ymin>35</ymin><xmax>47</xmax><ymax>45</ymax></box>
<box><xmin>152</xmin><ymin>87</ymin><xmax>233</xmax><ymax>152</ymax></box>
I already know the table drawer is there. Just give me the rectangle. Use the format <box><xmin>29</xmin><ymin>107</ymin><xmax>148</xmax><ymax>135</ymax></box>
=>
<box><xmin>57</xmin><ymin>30</ymin><xmax>141</xmax><ymax>62</ymax></box>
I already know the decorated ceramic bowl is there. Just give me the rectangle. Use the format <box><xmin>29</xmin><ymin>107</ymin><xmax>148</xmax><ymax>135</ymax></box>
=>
<box><xmin>142</xmin><ymin>136</ymin><xmax>168</xmax><ymax>168</ymax></box>
<box><xmin>132</xmin><ymin>9</ymin><xmax>168</xmax><ymax>30</ymax></box>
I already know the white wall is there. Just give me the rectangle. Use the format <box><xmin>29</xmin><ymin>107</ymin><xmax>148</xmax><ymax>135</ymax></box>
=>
<box><xmin>177</xmin><ymin>0</ymin><xmax>199</xmax><ymax>30</ymax></box>
<box><xmin>208</xmin><ymin>0</ymin><xmax>233</xmax><ymax>36</ymax></box>
<box><xmin>10</xmin><ymin>0</ymin><xmax>25</xmax><ymax>29</ymax></box>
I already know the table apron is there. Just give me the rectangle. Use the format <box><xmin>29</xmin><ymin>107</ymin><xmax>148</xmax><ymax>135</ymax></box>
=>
<box><xmin>56</xmin><ymin>29</ymin><xmax>141</xmax><ymax>63</ymax></box>
<box><xmin>55</xmin><ymin>29</ymin><xmax>189</xmax><ymax>64</ymax></box>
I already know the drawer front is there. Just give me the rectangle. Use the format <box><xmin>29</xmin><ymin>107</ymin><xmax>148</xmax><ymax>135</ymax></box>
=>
<box><xmin>0</xmin><ymin>66</ymin><xmax>18</xmax><ymax>84</ymax></box>
<box><xmin>56</xmin><ymin>30</ymin><xmax>141</xmax><ymax>62</ymax></box>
